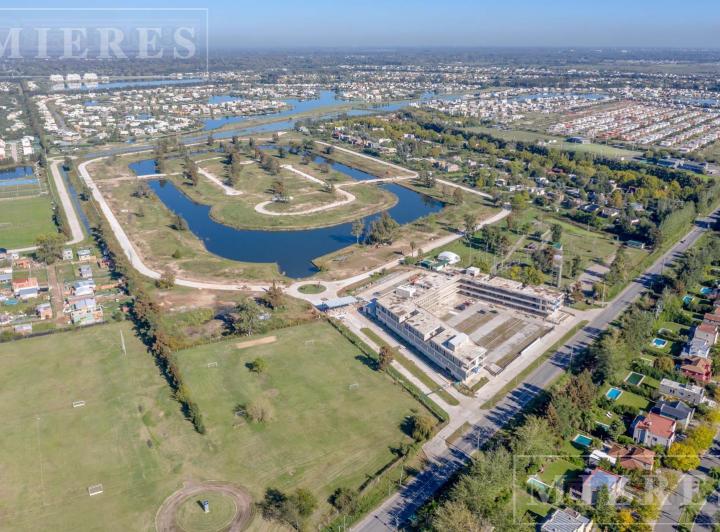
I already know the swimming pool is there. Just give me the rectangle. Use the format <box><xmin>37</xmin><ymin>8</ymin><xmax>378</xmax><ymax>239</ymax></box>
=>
<box><xmin>625</xmin><ymin>371</ymin><xmax>645</xmax><ymax>386</ymax></box>
<box><xmin>683</xmin><ymin>295</ymin><xmax>694</xmax><ymax>305</ymax></box>
<box><xmin>606</xmin><ymin>387</ymin><xmax>623</xmax><ymax>401</ymax></box>
<box><xmin>572</xmin><ymin>434</ymin><xmax>593</xmax><ymax>448</ymax></box>
<box><xmin>526</xmin><ymin>477</ymin><xmax>552</xmax><ymax>493</ymax></box>
<box><xmin>701</xmin><ymin>286</ymin><xmax>712</xmax><ymax>296</ymax></box>
<box><xmin>652</xmin><ymin>338</ymin><xmax>668</xmax><ymax>348</ymax></box>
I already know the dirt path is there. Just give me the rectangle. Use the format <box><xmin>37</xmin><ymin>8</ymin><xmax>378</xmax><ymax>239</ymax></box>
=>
<box><xmin>46</xmin><ymin>264</ymin><xmax>65</xmax><ymax>322</ymax></box>
<box><xmin>155</xmin><ymin>480</ymin><xmax>254</xmax><ymax>532</ymax></box>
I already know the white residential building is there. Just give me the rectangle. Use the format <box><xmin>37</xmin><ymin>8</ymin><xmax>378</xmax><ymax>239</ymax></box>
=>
<box><xmin>659</xmin><ymin>378</ymin><xmax>706</xmax><ymax>405</ymax></box>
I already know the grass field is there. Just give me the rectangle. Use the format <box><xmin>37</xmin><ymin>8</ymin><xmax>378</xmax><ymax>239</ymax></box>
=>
<box><xmin>465</xmin><ymin>126</ymin><xmax>640</xmax><ymax>159</ymax></box>
<box><xmin>0</xmin><ymin>195</ymin><xmax>58</xmax><ymax>249</ymax></box>
<box><xmin>175</xmin><ymin>321</ymin><xmax>430</xmax><ymax>517</ymax></box>
<box><xmin>0</xmin><ymin>321</ymin><xmax>185</xmax><ymax>531</ymax></box>
<box><xmin>0</xmin><ymin>320</ymin><xmax>428</xmax><ymax>530</ymax></box>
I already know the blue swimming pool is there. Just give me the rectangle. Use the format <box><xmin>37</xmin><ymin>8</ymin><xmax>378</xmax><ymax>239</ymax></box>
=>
<box><xmin>572</xmin><ymin>434</ymin><xmax>593</xmax><ymax>448</ymax></box>
<box><xmin>606</xmin><ymin>387</ymin><xmax>623</xmax><ymax>401</ymax></box>
<box><xmin>683</xmin><ymin>295</ymin><xmax>694</xmax><ymax>305</ymax></box>
<box><xmin>701</xmin><ymin>286</ymin><xmax>712</xmax><ymax>296</ymax></box>
<box><xmin>652</xmin><ymin>338</ymin><xmax>668</xmax><ymax>348</ymax></box>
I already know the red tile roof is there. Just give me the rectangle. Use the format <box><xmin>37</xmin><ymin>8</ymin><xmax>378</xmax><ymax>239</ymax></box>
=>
<box><xmin>11</xmin><ymin>277</ymin><xmax>38</xmax><ymax>290</ymax></box>
<box><xmin>636</xmin><ymin>413</ymin><xmax>676</xmax><ymax>439</ymax></box>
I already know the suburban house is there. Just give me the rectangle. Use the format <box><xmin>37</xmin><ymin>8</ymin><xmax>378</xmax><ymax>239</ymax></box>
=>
<box><xmin>632</xmin><ymin>413</ymin><xmax>677</xmax><ymax>449</ymax></box>
<box><xmin>62</xmin><ymin>248</ymin><xmax>74</xmax><ymax>261</ymax></box>
<box><xmin>541</xmin><ymin>508</ymin><xmax>593</xmax><ymax>532</ymax></box>
<box><xmin>694</xmin><ymin>323</ymin><xmax>718</xmax><ymax>345</ymax></box>
<box><xmin>680</xmin><ymin>356</ymin><xmax>713</xmax><ymax>383</ymax></box>
<box><xmin>607</xmin><ymin>444</ymin><xmax>656</xmax><ymax>472</ymax></box>
<box><xmin>68</xmin><ymin>297</ymin><xmax>104</xmax><ymax>326</ymax></box>
<box><xmin>78</xmin><ymin>265</ymin><xmax>93</xmax><ymax>279</ymax></box>
<box><xmin>651</xmin><ymin>399</ymin><xmax>695</xmax><ymax>430</ymax></box>
<box><xmin>71</xmin><ymin>279</ymin><xmax>96</xmax><ymax>297</ymax></box>
<box><xmin>578</xmin><ymin>468</ymin><xmax>628</xmax><ymax>505</ymax></box>
<box><xmin>683</xmin><ymin>337</ymin><xmax>711</xmax><ymax>359</ymax></box>
<box><xmin>12</xmin><ymin>278</ymin><xmax>39</xmax><ymax>300</ymax></box>
<box><xmin>77</xmin><ymin>248</ymin><xmax>96</xmax><ymax>262</ymax></box>
<box><xmin>703</xmin><ymin>311</ymin><xmax>720</xmax><ymax>327</ymax></box>
<box><xmin>35</xmin><ymin>303</ymin><xmax>52</xmax><ymax>320</ymax></box>
<box><xmin>659</xmin><ymin>378</ymin><xmax>706</xmax><ymax>405</ymax></box>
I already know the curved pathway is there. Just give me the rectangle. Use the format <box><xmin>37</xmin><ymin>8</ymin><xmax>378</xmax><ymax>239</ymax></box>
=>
<box><xmin>199</xmin><ymin>167</ymin><xmax>243</xmax><ymax>196</ymax></box>
<box><xmin>155</xmin><ymin>480</ymin><xmax>254</xmax><ymax>532</ymax></box>
<box><xmin>77</xmin><ymin>149</ymin><xmax>509</xmax><ymax>296</ymax></box>
<box><xmin>255</xmin><ymin>163</ymin><xmax>357</xmax><ymax>216</ymax></box>
<box><xmin>255</xmin><ymin>187</ymin><xmax>356</xmax><ymax>216</ymax></box>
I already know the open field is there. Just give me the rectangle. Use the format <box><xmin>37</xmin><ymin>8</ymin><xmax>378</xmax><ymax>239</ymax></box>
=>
<box><xmin>0</xmin><ymin>194</ymin><xmax>58</xmax><ymax>249</ymax></box>
<box><xmin>465</xmin><ymin>126</ymin><xmax>640</xmax><ymax>159</ymax></box>
<box><xmin>174</xmin><ymin>320</ymin><xmax>432</xmax><ymax>513</ymax></box>
<box><xmin>0</xmin><ymin>322</ymin><xmax>187</xmax><ymax>531</ymax></box>
<box><xmin>0</xmin><ymin>320</ymin><xmax>430</xmax><ymax>530</ymax></box>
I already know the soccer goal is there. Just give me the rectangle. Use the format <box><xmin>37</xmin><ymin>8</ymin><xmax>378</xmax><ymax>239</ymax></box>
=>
<box><xmin>348</xmin><ymin>383</ymin><xmax>359</xmax><ymax>391</ymax></box>
<box><xmin>207</xmin><ymin>361</ymin><xmax>218</xmax><ymax>368</ymax></box>
<box><xmin>72</xmin><ymin>400</ymin><xmax>86</xmax><ymax>408</ymax></box>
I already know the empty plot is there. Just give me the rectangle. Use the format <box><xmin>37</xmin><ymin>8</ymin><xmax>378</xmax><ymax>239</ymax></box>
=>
<box><xmin>0</xmin><ymin>322</ymin><xmax>184</xmax><ymax>531</ymax></box>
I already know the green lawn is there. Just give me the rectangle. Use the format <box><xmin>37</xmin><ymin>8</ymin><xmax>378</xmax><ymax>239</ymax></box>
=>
<box><xmin>0</xmin><ymin>195</ymin><xmax>58</xmax><ymax>249</ymax></box>
<box><xmin>464</xmin><ymin>126</ymin><xmax>640</xmax><ymax>159</ymax></box>
<box><xmin>0</xmin><ymin>320</ymin><xmax>430</xmax><ymax>530</ymax></box>
<box><xmin>601</xmin><ymin>384</ymin><xmax>651</xmax><ymax>410</ymax></box>
<box><xmin>538</xmin><ymin>458</ymin><xmax>583</xmax><ymax>488</ymax></box>
<box><xmin>175</xmin><ymin>321</ymin><xmax>431</xmax><ymax>506</ymax></box>
<box><xmin>0</xmin><ymin>321</ymin><xmax>185</xmax><ymax>531</ymax></box>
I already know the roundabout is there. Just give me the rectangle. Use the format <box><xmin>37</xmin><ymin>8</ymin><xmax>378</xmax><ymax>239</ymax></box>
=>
<box><xmin>156</xmin><ymin>481</ymin><xmax>254</xmax><ymax>532</ymax></box>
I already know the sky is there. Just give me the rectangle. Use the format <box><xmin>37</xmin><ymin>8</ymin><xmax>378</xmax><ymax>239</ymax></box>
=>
<box><xmin>2</xmin><ymin>0</ymin><xmax>719</xmax><ymax>49</ymax></box>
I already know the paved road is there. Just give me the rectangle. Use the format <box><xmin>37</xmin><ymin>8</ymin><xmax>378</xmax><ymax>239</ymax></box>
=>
<box><xmin>49</xmin><ymin>159</ymin><xmax>85</xmax><ymax>245</ymax></box>
<box><xmin>352</xmin><ymin>211</ymin><xmax>719</xmax><ymax>532</ymax></box>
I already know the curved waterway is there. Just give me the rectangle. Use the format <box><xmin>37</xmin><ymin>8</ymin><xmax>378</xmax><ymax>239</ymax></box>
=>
<box><xmin>131</xmin><ymin>157</ymin><xmax>443</xmax><ymax>278</ymax></box>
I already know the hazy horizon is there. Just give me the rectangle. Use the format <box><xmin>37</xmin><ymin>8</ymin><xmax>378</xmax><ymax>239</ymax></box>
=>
<box><xmin>3</xmin><ymin>0</ymin><xmax>718</xmax><ymax>49</ymax></box>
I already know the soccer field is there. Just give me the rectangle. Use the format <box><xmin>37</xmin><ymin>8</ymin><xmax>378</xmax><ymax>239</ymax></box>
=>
<box><xmin>0</xmin><ymin>195</ymin><xmax>58</xmax><ymax>249</ymax></box>
<box><xmin>0</xmin><ymin>320</ymin><xmax>426</xmax><ymax>530</ymax></box>
<box><xmin>0</xmin><ymin>321</ymin><xmax>186</xmax><ymax>531</ymax></box>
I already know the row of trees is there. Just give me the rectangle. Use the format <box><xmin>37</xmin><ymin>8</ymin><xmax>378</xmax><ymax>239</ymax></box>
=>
<box><xmin>89</xmin><ymin>214</ymin><xmax>206</xmax><ymax>434</ymax></box>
